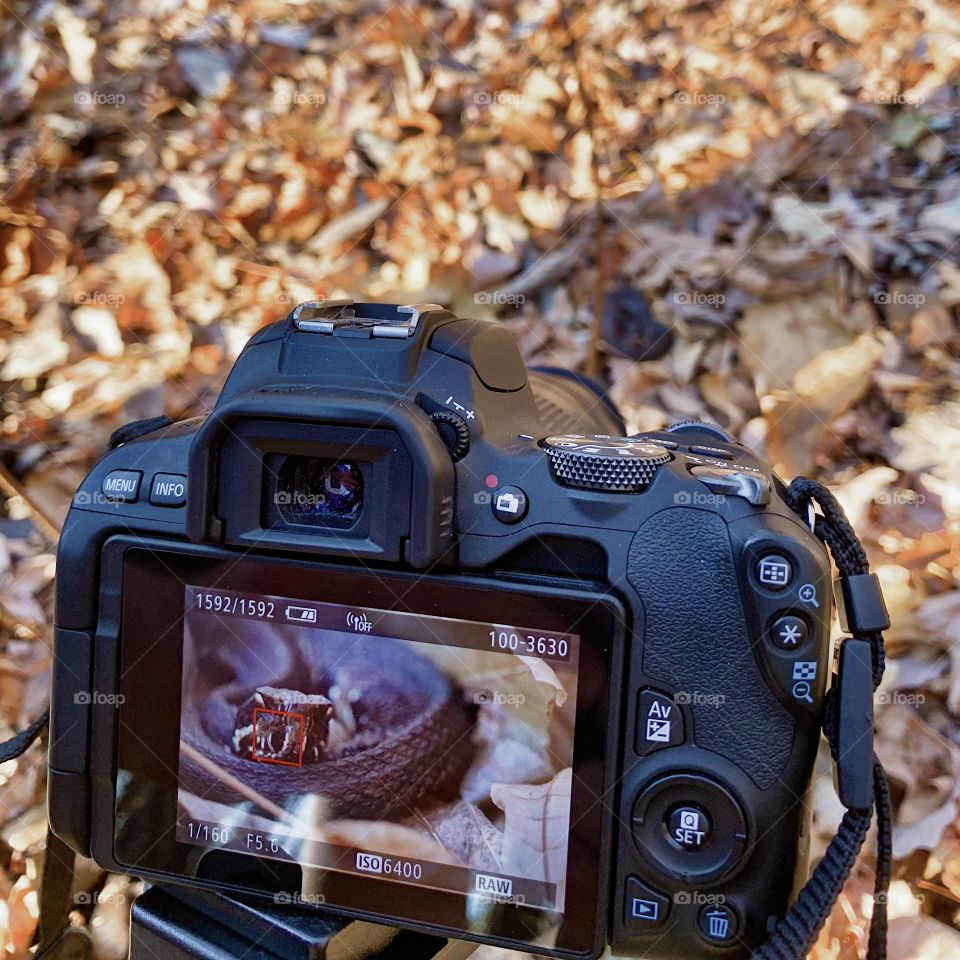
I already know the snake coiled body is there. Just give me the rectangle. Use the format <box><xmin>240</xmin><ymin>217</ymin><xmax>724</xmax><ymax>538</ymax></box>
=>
<box><xmin>179</xmin><ymin>624</ymin><xmax>475</xmax><ymax>820</ymax></box>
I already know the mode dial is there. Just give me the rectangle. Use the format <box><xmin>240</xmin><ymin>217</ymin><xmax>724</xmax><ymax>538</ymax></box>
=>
<box><xmin>541</xmin><ymin>435</ymin><xmax>672</xmax><ymax>492</ymax></box>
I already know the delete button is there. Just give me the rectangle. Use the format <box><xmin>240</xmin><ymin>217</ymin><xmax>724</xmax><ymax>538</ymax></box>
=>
<box><xmin>149</xmin><ymin>473</ymin><xmax>187</xmax><ymax>507</ymax></box>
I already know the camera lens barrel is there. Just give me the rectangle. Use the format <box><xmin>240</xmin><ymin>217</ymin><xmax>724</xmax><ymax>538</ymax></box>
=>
<box><xmin>527</xmin><ymin>367</ymin><xmax>625</xmax><ymax>438</ymax></box>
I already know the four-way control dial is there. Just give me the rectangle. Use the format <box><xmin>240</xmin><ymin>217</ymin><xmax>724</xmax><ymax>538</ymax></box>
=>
<box><xmin>541</xmin><ymin>435</ymin><xmax>672</xmax><ymax>492</ymax></box>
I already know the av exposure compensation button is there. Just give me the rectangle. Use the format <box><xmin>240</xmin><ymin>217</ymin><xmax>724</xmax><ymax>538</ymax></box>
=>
<box><xmin>636</xmin><ymin>689</ymin><xmax>684</xmax><ymax>755</ymax></box>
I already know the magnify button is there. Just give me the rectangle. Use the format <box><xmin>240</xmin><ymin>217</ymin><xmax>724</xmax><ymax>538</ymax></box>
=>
<box><xmin>791</xmin><ymin>680</ymin><xmax>813</xmax><ymax>704</ymax></box>
<box><xmin>798</xmin><ymin>583</ymin><xmax>819</xmax><ymax>607</ymax></box>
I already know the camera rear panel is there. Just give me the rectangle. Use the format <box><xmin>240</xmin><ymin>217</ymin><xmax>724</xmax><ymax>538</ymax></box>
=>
<box><xmin>50</xmin><ymin>304</ymin><xmax>835</xmax><ymax>960</ymax></box>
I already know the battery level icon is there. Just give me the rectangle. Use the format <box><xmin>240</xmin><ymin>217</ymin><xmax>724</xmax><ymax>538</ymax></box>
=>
<box><xmin>285</xmin><ymin>605</ymin><xmax>317</xmax><ymax>624</ymax></box>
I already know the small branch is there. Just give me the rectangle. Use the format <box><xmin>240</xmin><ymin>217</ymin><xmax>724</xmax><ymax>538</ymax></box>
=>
<box><xmin>0</xmin><ymin>463</ymin><xmax>61</xmax><ymax>546</ymax></box>
<box><xmin>179</xmin><ymin>740</ymin><xmax>297</xmax><ymax>826</ymax></box>
<box><xmin>562</xmin><ymin>4</ymin><xmax>607</xmax><ymax>380</ymax></box>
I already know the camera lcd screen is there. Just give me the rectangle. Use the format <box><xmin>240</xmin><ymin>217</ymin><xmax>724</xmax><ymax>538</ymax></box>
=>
<box><xmin>177</xmin><ymin>584</ymin><xmax>580</xmax><ymax>914</ymax></box>
<box><xmin>112</xmin><ymin>546</ymin><xmax>618</xmax><ymax>957</ymax></box>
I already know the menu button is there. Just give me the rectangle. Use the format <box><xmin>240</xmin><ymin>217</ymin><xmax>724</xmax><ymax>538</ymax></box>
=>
<box><xmin>101</xmin><ymin>470</ymin><xmax>142</xmax><ymax>502</ymax></box>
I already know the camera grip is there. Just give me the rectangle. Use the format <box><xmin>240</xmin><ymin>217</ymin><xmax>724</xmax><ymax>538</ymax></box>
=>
<box><xmin>627</xmin><ymin>508</ymin><xmax>793</xmax><ymax>787</ymax></box>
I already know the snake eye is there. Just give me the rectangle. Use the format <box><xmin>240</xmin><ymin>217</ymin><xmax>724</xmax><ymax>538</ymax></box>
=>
<box><xmin>272</xmin><ymin>455</ymin><xmax>364</xmax><ymax>529</ymax></box>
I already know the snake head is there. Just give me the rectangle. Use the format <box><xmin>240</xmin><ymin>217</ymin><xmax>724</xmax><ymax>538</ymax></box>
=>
<box><xmin>232</xmin><ymin>686</ymin><xmax>333</xmax><ymax>765</ymax></box>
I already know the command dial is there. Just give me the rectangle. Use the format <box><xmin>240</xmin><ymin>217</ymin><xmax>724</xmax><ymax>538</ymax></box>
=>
<box><xmin>540</xmin><ymin>435</ymin><xmax>672</xmax><ymax>492</ymax></box>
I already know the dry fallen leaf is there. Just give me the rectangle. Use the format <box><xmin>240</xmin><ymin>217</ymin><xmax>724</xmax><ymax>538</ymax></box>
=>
<box><xmin>490</xmin><ymin>768</ymin><xmax>572</xmax><ymax>889</ymax></box>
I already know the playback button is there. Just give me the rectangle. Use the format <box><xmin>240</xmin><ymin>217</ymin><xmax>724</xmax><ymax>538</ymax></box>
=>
<box><xmin>624</xmin><ymin>876</ymin><xmax>669</xmax><ymax>931</ymax></box>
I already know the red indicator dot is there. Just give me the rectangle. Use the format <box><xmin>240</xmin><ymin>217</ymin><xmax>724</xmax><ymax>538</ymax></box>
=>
<box><xmin>485</xmin><ymin>474</ymin><xmax>499</xmax><ymax>489</ymax></box>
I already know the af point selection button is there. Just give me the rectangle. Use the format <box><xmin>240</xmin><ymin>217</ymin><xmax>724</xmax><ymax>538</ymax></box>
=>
<box><xmin>755</xmin><ymin>553</ymin><xmax>793</xmax><ymax>590</ymax></box>
<box><xmin>149</xmin><ymin>473</ymin><xmax>188</xmax><ymax>507</ymax></box>
<box><xmin>491</xmin><ymin>485</ymin><xmax>528</xmax><ymax>524</ymax></box>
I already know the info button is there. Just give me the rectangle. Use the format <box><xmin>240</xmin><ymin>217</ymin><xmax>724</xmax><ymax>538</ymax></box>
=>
<box><xmin>150</xmin><ymin>473</ymin><xmax>188</xmax><ymax>507</ymax></box>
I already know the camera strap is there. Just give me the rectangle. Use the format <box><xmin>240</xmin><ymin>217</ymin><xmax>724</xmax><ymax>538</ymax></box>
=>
<box><xmin>0</xmin><ymin>710</ymin><xmax>92</xmax><ymax>958</ymax></box>
<box><xmin>754</xmin><ymin>477</ymin><xmax>892</xmax><ymax>960</ymax></box>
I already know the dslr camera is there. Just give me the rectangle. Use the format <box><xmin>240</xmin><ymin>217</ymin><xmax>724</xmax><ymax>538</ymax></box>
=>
<box><xmin>50</xmin><ymin>301</ymin><xmax>832</xmax><ymax>958</ymax></box>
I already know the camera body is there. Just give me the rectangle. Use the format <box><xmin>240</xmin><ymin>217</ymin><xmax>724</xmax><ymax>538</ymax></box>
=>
<box><xmin>50</xmin><ymin>301</ymin><xmax>831</xmax><ymax>958</ymax></box>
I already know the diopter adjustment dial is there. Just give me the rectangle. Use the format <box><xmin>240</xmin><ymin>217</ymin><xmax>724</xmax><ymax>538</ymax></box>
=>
<box><xmin>540</xmin><ymin>435</ymin><xmax>672</xmax><ymax>492</ymax></box>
